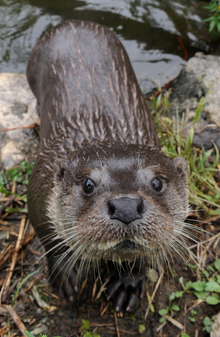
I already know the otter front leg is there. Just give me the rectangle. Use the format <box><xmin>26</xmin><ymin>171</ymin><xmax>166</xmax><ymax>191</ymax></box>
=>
<box><xmin>47</xmin><ymin>249</ymin><xmax>79</xmax><ymax>302</ymax></box>
<box><xmin>106</xmin><ymin>263</ymin><xmax>146</xmax><ymax>313</ymax></box>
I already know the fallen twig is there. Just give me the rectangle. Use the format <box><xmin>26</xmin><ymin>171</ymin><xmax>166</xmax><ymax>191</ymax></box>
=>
<box><xmin>145</xmin><ymin>269</ymin><xmax>164</xmax><ymax>320</ymax></box>
<box><xmin>114</xmin><ymin>311</ymin><xmax>120</xmax><ymax>337</ymax></box>
<box><xmin>163</xmin><ymin>314</ymin><xmax>183</xmax><ymax>330</ymax></box>
<box><xmin>0</xmin><ymin>217</ymin><xmax>26</xmax><ymax>303</ymax></box>
<box><xmin>0</xmin><ymin>196</ymin><xmax>16</xmax><ymax>216</ymax></box>
<box><xmin>94</xmin><ymin>278</ymin><xmax>109</xmax><ymax>301</ymax></box>
<box><xmin>77</xmin><ymin>278</ymin><xmax>87</xmax><ymax>301</ymax></box>
<box><xmin>100</xmin><ymin>302</ymin><xmax>110</xmax><ymax>316</ymax></box>
<box><xmin>2</xmin><ymin>304</ymin><xmax>27</xmax><ymax>337</ymax></box>
<box><xmin>0</xmin><ymin>124</ymin><xmax>36</xmax><ymax>132</ymax></box>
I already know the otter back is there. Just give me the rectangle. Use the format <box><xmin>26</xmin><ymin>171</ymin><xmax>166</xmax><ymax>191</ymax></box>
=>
<box><xmin>27</xmin><ymin>20</ymin><xmax>160</xmax><ymax>150</ymax></box>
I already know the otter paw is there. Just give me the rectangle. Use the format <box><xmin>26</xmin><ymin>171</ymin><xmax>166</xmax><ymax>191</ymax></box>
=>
<box><xmin>48</xmin><ymin>254</ymin><xmax>79</xmax><ymax>302</ymax></box>
<box><xmin>106</xmin><ymin>272</ymin><xmax>146</xmax><ymax>313</ymax></box>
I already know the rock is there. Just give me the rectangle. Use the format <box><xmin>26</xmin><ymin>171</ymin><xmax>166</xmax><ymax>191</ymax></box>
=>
<box><xmin>193</xmin><ymin>125</ymin><xmax>220</xmax><ymax>151</ymax></box>
<box><xmin>169</xmin><ymin>52</ymin><xmax>220</xmax><ymax>149</ymax></box>
<box><xmin>170</xmin><ymin>52</ymin><xmax>220</xmax><ymax>128</ymax></box>
<box><xmin>0</xmin><ymin>73</ymin><xmax>39</xmax><ymax>169</ymax></box>
<box><xmin>211</xmin><ymin>312</ymin><xmax>220</xmax><ymax>337</ymax></box>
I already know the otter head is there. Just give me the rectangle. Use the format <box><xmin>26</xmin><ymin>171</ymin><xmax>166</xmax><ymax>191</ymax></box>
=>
<box><xmin>47</xmin><ymin>142</ymin><xmax>188</xmax><ymax>272</ymax></box>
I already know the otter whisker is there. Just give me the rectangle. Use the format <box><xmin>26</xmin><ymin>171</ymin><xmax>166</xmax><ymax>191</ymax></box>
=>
<box><xmin>39</xmin><ymin>227</ymin><xmax>83</xmax><ymax>251</ymax></box>
<box><xmin>34</xmin><ymin>220</ymin><xmax>55</xmax><ymax>228</ymax></box>
<box><xmin>174</xmin><ymin>229</ymin><xmax>205</xmax><ymax>244</ymax></box>
<box><xmin>49</xmin><ymin>234</ymin><xmax>90</xmax><ymax>282</ymax></box>
<box><xmin>175</xmin><ymin>221</ymin><xmax>210</xmax><ymax>234</ymax></box>
<box><xmin>185</xmin><ymin>218</ymin><xmax>211</xmax><ymax>224</ymax></box>
<box><xmin>65</xmin><ymin>237</ymin><xmax>97</xmax><ymax>280</ymax></box>
<box><xmin>43</xmin><ymin>228</ymin><xmax>89</xmax><ymax>269</ymax></box>
<box><xmin>173</xmin><ymin>224</ymin><xmax>211</xmax><ymax>247</ymax></box>
<box><xmin>83</xmin><ymin>246</ymin><xmax>99</xmax><ymax>280</ymax></box>
<box><xmin>168</xmin><ymin>236</ymin><xmax>197</xmax><ymax>267</ymax></box>
<box><xmin>153</xmin><ymin>237</ymin><xmax>173</xmax><ymax>269</ymax></box>
<box><xmin>38</xmin><ymin>224</ymin><xmax>77</xmax><ymax>242</ymax></box>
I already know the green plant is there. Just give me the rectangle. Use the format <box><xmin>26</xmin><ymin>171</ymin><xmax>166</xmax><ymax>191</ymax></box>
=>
<box><xmin>0</xmin><ymin>160</ymin><xmax>34</xmax><ymax>190</ymax></box>
<box><xmin>151</xmin><ymin>94</ymin><xmax>220</xmax><ymax>212</ymax></box>
<box><xmin>159</xmin><ymin>261</ymin><xmax>220</xmax><ymax>331</ymax></box>
<box><xmin>80</xmin><ymin>320</ymin><xmax>100</xmax><ymax>337</ymax></box>
<box><xmin>204</xmin><ymin>0</ymin><xmax>220</xmax><ymax>34</ymax></box>
<box><xmin>0</xmin><ymin>161</ymin><xmax>34</xmax><ymax>212</ymax></box>
<box><xmin>158</xmin><ymin>291</ymin><xmax>181</xmax><ymax>323</ymax></box>
<box><xmin>12</xmin><ymin>268</ymin><xmax>41</xmax><ymax>306</ymax></box>
<box><xmin>25</xmin><ymin>333</ymin><xmax>48</xmax><ymax>337</ymax></box>
<box><xmin>138</xmin><ymin>324</ymin><xmax>146</xmax><ymax>333</ymax></box>
<box><xmin>180</xmin><ymin>268</ymin><xmax>220</xmax><ymax>304</ymax></box>
<box><xmin>188</xmin><ymin>309</ymin><xmax>197</xmax><ymax>323</ymax></box>
<box><xmin>203</xmin><ymin>315</ymin><xmax>216</xmax><ymax>333</ymax></box>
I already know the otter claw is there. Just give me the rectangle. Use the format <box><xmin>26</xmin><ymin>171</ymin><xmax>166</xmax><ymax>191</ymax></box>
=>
<box><xmin>126</xmin><ymin>290</ymin><xmax>139</xmax><ymax>312</ymax></box>
<box><xmin>114</xmin><ymin>285</ymin><xmax>127</xmax><ymax>312</ymax></box>
<box><xmin>106</xmin><ymin>271</ymin><xmax>146</xmax><ymax>313</ymax></box>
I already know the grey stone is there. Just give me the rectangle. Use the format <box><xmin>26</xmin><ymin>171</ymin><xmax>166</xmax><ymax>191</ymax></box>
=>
<box><xmin>0</xmin><ymin>73</ymin><xmax>39</xmax><ymax>169</ymax></box>
<box><xmin>211</xmin><ymin>312</ymin><xmax>220</xmax><ymax>337</ymax></box>
<box><xmin>170</xmin><ymin>52</ymin><xmax>220</xmax><ymax>131</ymax></box>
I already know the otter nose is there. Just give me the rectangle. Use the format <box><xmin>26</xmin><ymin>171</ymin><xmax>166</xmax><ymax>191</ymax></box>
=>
<box><xmin>107</xmin><ymin>197</ymin><xmax>144</xmax><ymax>225</ymax></box>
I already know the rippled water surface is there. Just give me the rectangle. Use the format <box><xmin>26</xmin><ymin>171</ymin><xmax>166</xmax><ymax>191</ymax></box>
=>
<box><xmin>0</xmin><ymin>0</ymin><xmax>218</xmax><ymax>94</ymax></box>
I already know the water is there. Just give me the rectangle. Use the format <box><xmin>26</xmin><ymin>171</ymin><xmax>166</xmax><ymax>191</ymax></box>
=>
<box><xmin>0</xmin><ymin>0</ymin><xmax>218</xmax><ymax>94</ymax></box>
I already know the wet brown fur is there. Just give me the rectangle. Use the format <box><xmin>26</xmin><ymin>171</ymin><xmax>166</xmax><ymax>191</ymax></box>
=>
<box><xmin>27</xmin><ymin>20</ymin><xmax>189</xmax><ymax>307</ymax></box>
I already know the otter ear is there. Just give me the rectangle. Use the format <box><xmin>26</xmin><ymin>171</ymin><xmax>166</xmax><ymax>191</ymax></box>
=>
<box><xmin>54</xmin><ymin>160</ymin><xmax>67</xmax><ymax>183</ymax></box>
<box><xmin>173</xmin><ymin>156</ymin><xmax>188</xmax><ymax>182</ymax></box>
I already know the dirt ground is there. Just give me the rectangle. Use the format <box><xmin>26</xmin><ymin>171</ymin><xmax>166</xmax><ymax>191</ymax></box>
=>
<box><xmin>0</xmin><ymin>183</ymin><xmax>220</xmax><ymax>337</ymax></box>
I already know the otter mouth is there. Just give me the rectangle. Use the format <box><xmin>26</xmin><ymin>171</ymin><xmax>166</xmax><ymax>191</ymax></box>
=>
<box><xmin>90</xmin><ymin>239</ymin><xmax>145</xmax><ymax>262</ymax></box>
<box><xmin>114</xmin><ymin>240</ymin><xmax>144</xmax><ymax>255</ymax></box>
<box><xmin>109</xmin><ymin>239</ymin><xmax>144</xmax><ymax>261</ymax></box>
<box><xmin>116</xmin><ymin>240</ymin><xmax>136</xmax><ymax>250</ymax></box>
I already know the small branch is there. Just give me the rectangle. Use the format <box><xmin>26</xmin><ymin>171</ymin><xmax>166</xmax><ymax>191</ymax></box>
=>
<box><xmin>0</xmin><ymin>217</ymin><xmax>26</xmax><ymax>303</ymax></box>
<box><xmin>163</xmin><ymin>315</ymin><xmax>183</xmax><ymax>330</ymax></box>
<box><xmin>2</xmin><ymin>304</ymin><xmax>27</xmax><ymax>337</ymax></box>
<box><xmin>0</xmin><ymin>196</ymin><xmax>16</xmax><ymax>216</ymax></box>
<box><xmin>0</xmin><ymin>124</ymin><xmax>36</xmax><ymax>132</ymax></box>
<box><xmin>77</xmin><ymin>279</ymin><xmax>87</xmax><ymax>301</ymax></box>
<box><xmin>100</xmin><ymin>302</ymin><xmax>110</xmax><ymax>316</ymax></box>
<box><xmin>94</xmin><ymin>278</ymin><xmax>109</xmax><ymax>301</ymax></box>
<box><xmin>144</xmin><ymin>269</ymin><xmax>164</xmax><ymax>320</ymax></box>
<box><xmin>114</xmin><ymin>312</ymin><xmax>121</xmax><ymax>337</ymax></box>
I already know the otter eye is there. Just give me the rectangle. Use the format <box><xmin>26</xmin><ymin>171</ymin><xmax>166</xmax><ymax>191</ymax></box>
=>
<box><xmin>83</xmin><ymin>179</ymin><xmax>95</xmax><ymax>195</ymax></box>
<box><xmin>151</xmin><ymin>177</ymin><xmax>163</xmax><ymax>193</ymax></box>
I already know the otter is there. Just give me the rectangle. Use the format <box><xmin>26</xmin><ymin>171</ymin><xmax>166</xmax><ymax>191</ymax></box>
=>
<box><xmin>27</xmin><ymin>20</ymin><xmax>188</xmax><ymax>312</ymax></box>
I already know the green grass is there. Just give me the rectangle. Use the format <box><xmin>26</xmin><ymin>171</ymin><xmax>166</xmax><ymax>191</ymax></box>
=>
<box><xmin>204</xmin><ymin>0</ymin><xmax>220</xmax><ymax>34</ymax></box>
<box><xmin>0</xmin><ymin>160</ymin><xmax>34</xmax><ymax>210</ymax></box>
<box><xmin>151</xmin><ymin>92</ymin><xmax>220</xmax><ymax>214</ymax></box>
<box><xmin>0</xmin><ymin>161</ymin><xmax>34</xmax><ymax>188</ymax></box>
